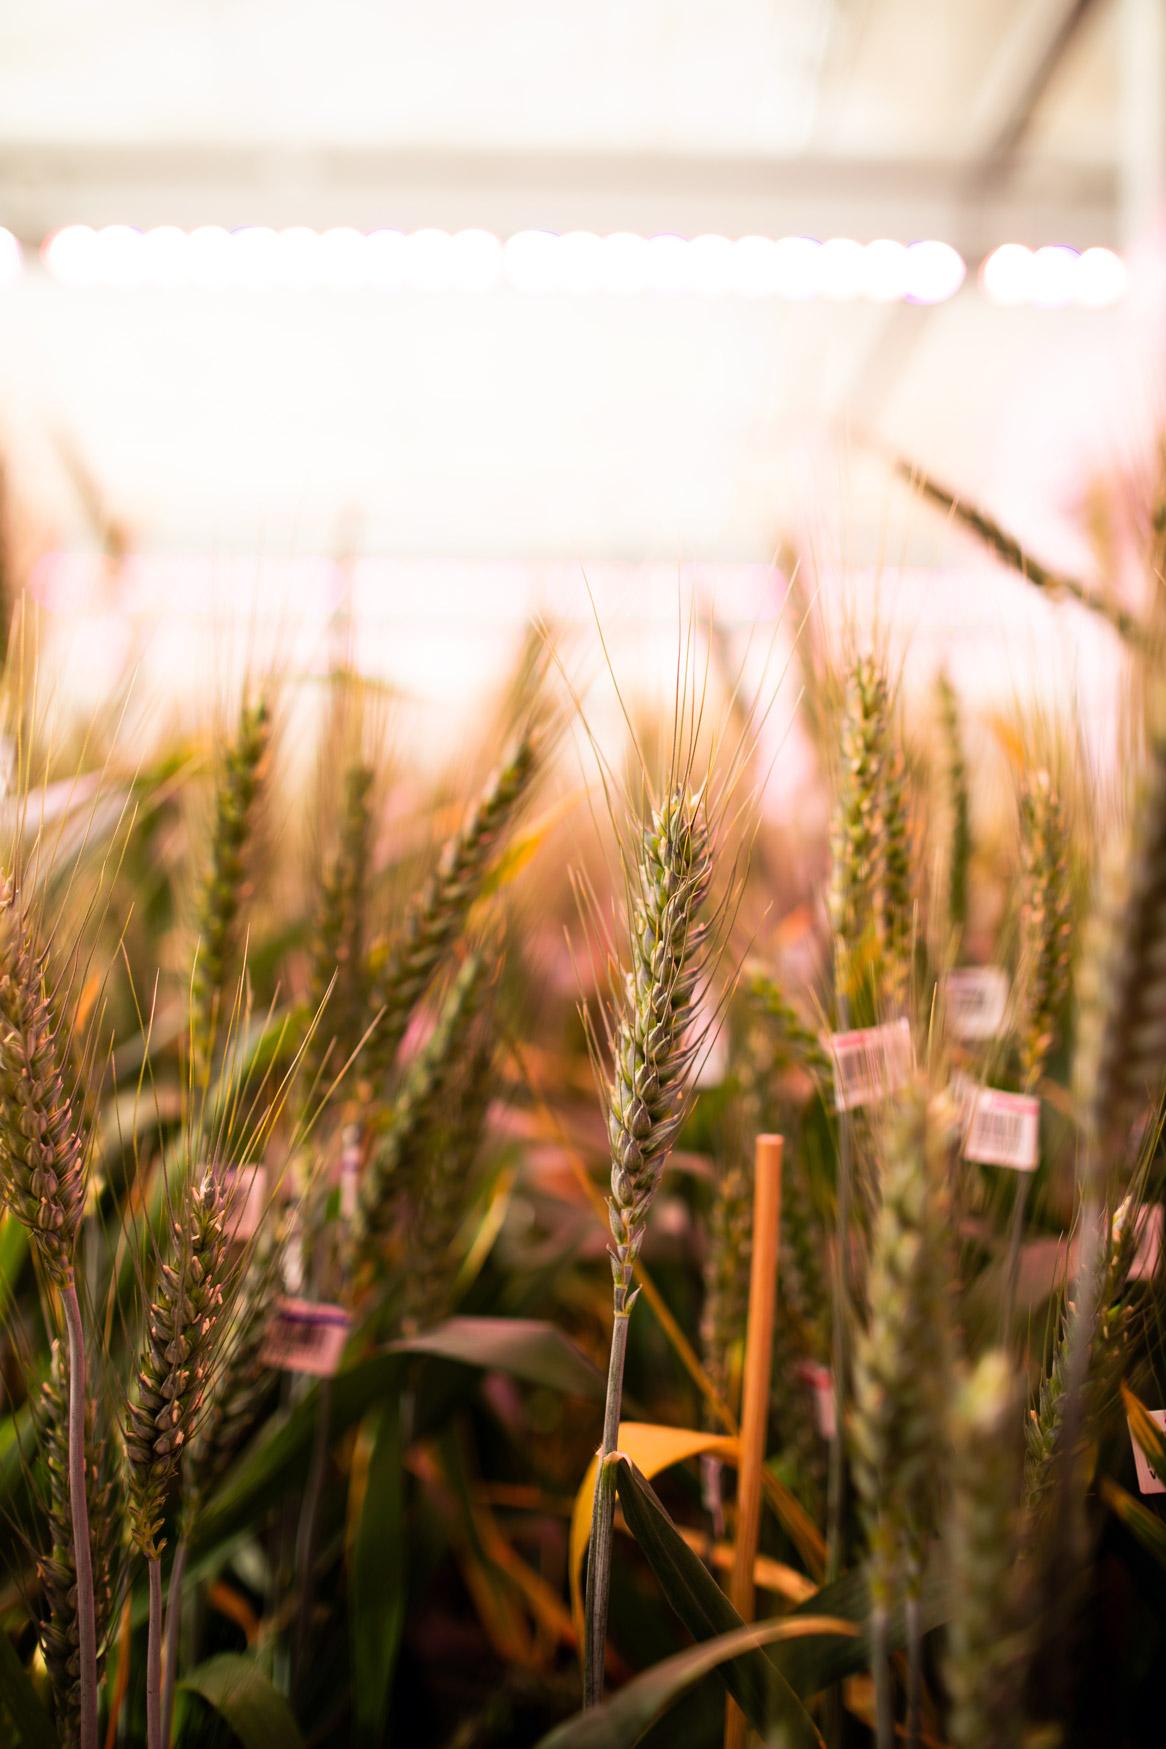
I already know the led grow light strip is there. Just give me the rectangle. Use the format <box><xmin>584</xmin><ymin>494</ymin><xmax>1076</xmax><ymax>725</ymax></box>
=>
<box><xmin>0</xmin><ymin>223</ymin><xmax>1129</xmax><ymax>307</ymax></box>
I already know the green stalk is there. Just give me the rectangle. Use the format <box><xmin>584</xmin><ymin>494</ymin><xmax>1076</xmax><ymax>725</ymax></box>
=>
<box><xmin>146</xmin><ymin>1557</ymin><xmax>163</xmax><ymax>1749</ymax></box>
<box><xmin>160</xmin><ymin>1538</ymin><xmax>188</xmax><ymax>1749</ymax></box>
<box><xmin>63</xmin><ymin>1283</ymin><xmax>98</xmax><ymax>1749</ymax></box>
<box><xmin>583</xmin><ymin>1308</ymin><xmax>630</xmax><ymax>1707</ymax></box>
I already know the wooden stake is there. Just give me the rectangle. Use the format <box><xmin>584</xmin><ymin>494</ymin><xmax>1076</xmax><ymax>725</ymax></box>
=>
<box><xmin>725</xmin><ymin>1134</ymin><xmax>783</xmax><ymax>1749</ymax></box>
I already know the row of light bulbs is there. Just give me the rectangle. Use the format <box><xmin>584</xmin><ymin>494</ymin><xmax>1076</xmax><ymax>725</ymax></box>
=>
<box><xmin>0</xmin><ymin>223</ymin><xmax>1128</xmax><ymax>307</ymax></box>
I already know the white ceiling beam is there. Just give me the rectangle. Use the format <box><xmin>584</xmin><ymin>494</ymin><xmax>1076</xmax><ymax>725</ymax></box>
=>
<box><xmin>0</xmin><ymin>140</ymin><xmax>1118</xmax><ymax>254</ymax></box>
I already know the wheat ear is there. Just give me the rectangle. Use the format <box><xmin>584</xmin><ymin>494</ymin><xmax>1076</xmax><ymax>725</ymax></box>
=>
<box><xmin>357</xmin><ymin>950</ymin><xmax>490</xmax><ymax>1264</ymax></box>
<box><xmin>190</xmin><ymin>697</ymin><xmax>270</xmax><ymax>1086</ymax></box>
<box><xmin>946</xmin><ymin>1352</ymin><xmax>1026</xmax><ymax>1749</ymax></box>
<box><xmin>1015</xmin><ymin>769</ymin><xmax>1071</xmax><ymax>1092</ymax></box>
<box><xmin>584</xmin><ymin>787</ymin><xmax>713</xmax><ymax>1707</ymax></box>
<box><xmin>850</xmin><ymin>1084</ymin><xmax>951</xmax><ymax>1749</ymax></box>
<box><xmin>700</xmin><ymin>1156</ymin><xmax>751</xmax><ymax>1426</ymax></box>
<box><xmin>37</xmin><ymin>1342</ymin><xmax>116</xmax><ymax>1749</ymax></box>
<box><xmin>747</xmin><ymin>968</ymin><xmax>832</xmax><ymax>1081</ymax></box>
<box><xmin>125</xmin><ymin>1167</ymin><xmax>228</xmax><ymax>1749</ymax></box>
<box><xmin>160</xmin><ymin>1241</ymin><xmax>278</xmax><ymax>1744</ymax></box>
<box><xmin>403</xmin><ymin>1021</ymin><xmax>495</xmax><ymax>1331</ymax></box>
<box><xmin>880</xmin><ymin>732</ymin><xmax>912</xmax><ymax>1010</ymax></box>
<box><xmin>899</xmin><ymin>459</ymin><xmax>1147</xmax><ymax>647</ymax></box>
<box><xmin>0</xmin><ymin>879</ymin><xmax>98</xmax><ymax>1749</ymax></box>
<box><xmin>304</xmin><ymin>761</ymin><xmax>375</xmax><ymax>1110</ymax></box>
<box><xmin>829</xmin><ymin>655</ymin><xmax>889</xmax><ymax>1003</ymax></box>
<box><xmin>934</xmin><ymin>672</ymin><xmax>970</xmax><ymax>946</ymax></box>
<box><xmin>362</xmin><ymin>734</ymin><xmax>537</xmax><ymax>1091</ymax></box>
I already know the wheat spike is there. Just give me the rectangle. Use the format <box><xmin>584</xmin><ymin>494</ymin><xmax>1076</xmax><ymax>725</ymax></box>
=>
<box><xmin>190</xmin><ymin>698</ymin><xmax>270</xmax><ymax>1084</ymax></box>
<box><xmin>0</xmin><ymin>880</ymin><xmax>87</xmax><ymax>1283</ymax></box>
<box><xmin>830</xmin><ymin>656</ymin><xmax>889</xmax><ymax>1002</ymax></box>
<box><xmin>605</xmin><ymin>789</ymin><xmax>713</xmax><ymax>1310</ymax></box>
<box><xmin>945</xmin><ymin>1351</ymin><xmax>1027</xmax><ymax>1749</ymax></box>
<box><xmin>183</xmin><ymin>1244</ymin><xmax>278</xmax><ymax>1517</ymax></box>
<box><xmin>1015</xmin><ymin>769</ymin><xmax>1071</xmax><ymax>1091</ymax></box>
<box><xmin>880</xmin><ymin>733</ymin><xmax>912</xmax><ymax>1010</ymax></box>
<box><xmin>37</xmin><ymin>1344</ymin><xmax>117</xmax><ymax>1749</ymax></box>
<box><xmin>304</xmin><ymin>761</ymin><xmax>375</xmax><ymax>1104</ymax></box>
<box><xmin>747</xmin><ymin>968</ymin><xmax>832</xmax><ymax>1080</ymax></box>
<box><xmin>403</xmin><ymin>1023</ymin><xmax>495</xmax><ymax>1331</ymax></box>
<box><xmin>851</xmin><ymin>1083</ymin><xmax>952</xmax><ymax>1606</ymax></box>
<box><xmin>1074</xmin><ymin>716</ymin><xmax>1166</xmax><ymax>1148</ymax></box>
<box><xmin>125</xmin><ymin>1169</ymin><xmax>229</xmax><ymax>1560</ymax></box>
<box><xmin>362</xmin><ymin>735</ymin><xmax>537</xmax><ymax>1091</ymax></box>
<box><xmin>899</xmin><ymin>459</ymin><xmax>1147</xmax><ymax>647</ymax></box>
<box><xmin>934</xmin><ymin>671</ymin><xmax>970</xmax><ymax>945</ymax></box>
<box><xmin>358</xmin><ymin>950</ymin><xmax>490</xmax><ymax>1254</ymax></box>
<box><xmin>700</xmin><ymin>1156</ymin><xmax>751</xmax><ymax>1422</ymax></box>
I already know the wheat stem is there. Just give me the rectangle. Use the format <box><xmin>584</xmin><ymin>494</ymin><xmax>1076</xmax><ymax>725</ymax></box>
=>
<box><xmin>159</xmin><ymin>1538</ymin><xmax>188</xmax><ymax>1749</ymax></box>
<box><xmin>146</xmin><ymin>1557</ymin><xmax>163</xmax><ymax>1749</ymax></box>
<box><xmin>582</xmin><ymin>1309</ymin><xmax>629</xmax><ymax>1709</ymax></box>
<box><xmin>63</xmin><ymin>1282</ymin><xmax>98</xmax><ymax>1749</ymax></box>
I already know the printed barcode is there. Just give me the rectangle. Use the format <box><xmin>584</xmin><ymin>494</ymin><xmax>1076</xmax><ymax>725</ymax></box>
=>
<box><xmin>964</xmin><ymin>1089</ymin><xmax>1039</xmax><ymax>1170</ymax></box>
<box><xmin>944</xmin><ymin>967</ymin><xmax>1009</xmax><ymax>1042</ymax></box>
<box><xmin>262</xmin><ymin>1298</ymin><xmax>351</xmax><ymax>1377</ymax></box>
<box><xmin>830</xmin><ymin>1019</ymin><xmax>912</xmax><ymax>1112</ymax></box>
<box><xmin>1129</xmin><ymin>1411</ymin><xmax>1166</xmax><ymax>1495</ymax></box>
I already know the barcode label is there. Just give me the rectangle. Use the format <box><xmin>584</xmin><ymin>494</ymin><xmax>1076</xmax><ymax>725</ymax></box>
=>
<box><xmin>262</xmin><ymin>1298</ymin><xmax>351</xmax><ymax>1377</ymax></box>
<box><xmin>1129</xmin><ymin>1411</ymin><xmax>1166</xmax><ymax>1495</ymax></box>
<box><xmin>1115</xmin><ymin>1197</ymin><xmax>1163</xmax><ymax>1282</ymax></box>
<box><xmin>963</xmin><ymin>1089</ymin><xmax>1040</xmax><ymax>1170</ymax></box>
<box><xmin>944</xmin><ymin>967</ymin><xmax>1009</xmax><ymax>1041</ymax></box>
<box><xmin>795</xmin><ymin>1360</ymin><xmax>837</xmax><ymax>1439</ymax></box>
<box><xmin>223</xmin><ymin>1164</ymin><xmax>265</xmax><ymax>1243</ymax></box>
<box><xmin>829</xmin><ymin>1019</ymin><xmax>913</xmax><ymax>1112</ymax></box>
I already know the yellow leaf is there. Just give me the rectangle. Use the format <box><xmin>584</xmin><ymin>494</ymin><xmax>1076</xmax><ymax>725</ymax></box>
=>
<box><xmin>478</xmin><ymin>788</ymin><xmax>586</xmax><ymax>896</ymax></box>
<box><xmin>569</xmin><ymin>1422</ymin><xmax>738</xmax><ymax>1639</ymax></box>
<box><xmin>985</xmin><ymin>713</ymin><xmax>1027</xmax><ymax>771</ymax></box>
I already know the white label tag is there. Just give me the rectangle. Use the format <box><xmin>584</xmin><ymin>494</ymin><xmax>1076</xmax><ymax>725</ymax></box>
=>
<box><xmin>262</xmin><ymin>1298</ymin><xmax>351</xmax><ymax>1377</ymax></box>
<box><xmin>963</xmin><ymin>1088</ymin><xmax>1040</xmax><ymax>1170</ymax></box>
<box><xmin>796</xmin><ymin>1360</ymin><xmax>837</xmax><ymax>1439</ymax></box>
<box><xmin>829</xmin><ymin>1018</ymin><xmax>913</xmax><ymax>1112</ymax></box>
<box><xmin>943</xmin><ymin>967</ymin><xmax>1010</xmax><ymax>1041</ymax></box>
<box><xmin>1129</xmin><ymin>1411</ymin><xmax>1166</xmax><ymax>1495</ymax></box>
<box><xmin>1115</xmin><ymin>1198</ymin><xmax>1163</xmax><ymax>1282</ymax></box>
<box><xmin>224</xmin><ymin>1164</ymin><xmax>265</xmax><ymax>1243</ymax></box>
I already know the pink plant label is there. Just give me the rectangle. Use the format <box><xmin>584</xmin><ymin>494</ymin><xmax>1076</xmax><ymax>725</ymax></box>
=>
<box><xmin>262</xmin><ymin>1298</ymin><xmax>351</xmax><ymax>1377</ymax></box>
<box><xmin>963</xmin><ymin>1088</ymin><xmax>1040</xmax><ymax>1170</ymax></box>
<box><xmin>796</xmin><ymin>1360</ymin><xmax>837</xmax><ymax>1439</ymax></box>
<box><xmin>1129</xmin><ymin>1411</ymin><xmax>1166</xmax><ymax>1495</ymax></box>
<box><xmin>829</xmin><ymin>1018</ymin><xmax>912</xmax><ymax>1112</ymax></box>
<box><xmin>224</xmin><ymin>1164</ymin><xmax>265</xmax><ymax>1243</ymax></box>
<box><xmin>943</xmin><ymin>967</ymin><xmax>1009</xmax><ymax>1041</ymax></box>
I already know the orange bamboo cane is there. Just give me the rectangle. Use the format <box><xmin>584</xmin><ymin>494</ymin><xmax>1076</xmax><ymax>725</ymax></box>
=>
<box><xmin>725</xmin><ymin>1134</ymin><xmax>783</xmax><ymax>1749</ymax></box>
